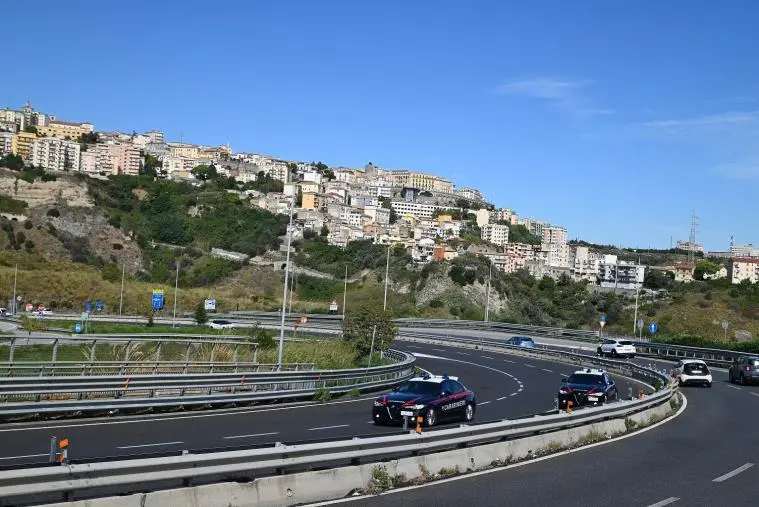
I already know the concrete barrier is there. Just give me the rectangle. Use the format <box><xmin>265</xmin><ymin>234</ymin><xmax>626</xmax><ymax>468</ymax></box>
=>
<box><xmin>39</xmin><ymin>394</ymin><xmax>678</xmax><ymax>507</ymax></box>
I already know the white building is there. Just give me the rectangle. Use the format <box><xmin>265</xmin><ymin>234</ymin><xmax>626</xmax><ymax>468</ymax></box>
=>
<box><xmin>481</xmin><ymin>223</ymin><xmax>510</xmax><ymax>246</ymax></box>
<box><xmin>546</xmin><ymin>243</ymin><xmax>571</xmax><ymax>268</ymax></box>
<box><xmin>730</xmin><ymin>244</ymin><xmax>759</xmax><ymax>258</ymax></box>
<box><xmin>542</xmin><ymin>226</ymin><xmax>568</xmax><ymax>246</ymax></box>
<box><xmin>571</xmin><ymin>246</ymin><xmax>602</xmax><ymax>282</ymax></box>
<box><xmin>390</xmin><ymin>201</ymin><xmax>445</xmax><ymax>220</ymax></box>
<box><xmin>474</xmin><ymin>208</ymin><xmax>490</xmax><ymax>227</ymax></box>
<box><xmin>30</xmin><ymin>137</ymin><xmax>80</xmax><ymax>172</ymax></box>
<box><xmin>597</xmin><ymin>255</ymin><xmax>645</xmax><ymax>290</ymax></box>
<box><xmin>0</xmin><ymin>132</ymin><xmax>13</xmax><ymax>155</ymax></box>
<box><xmin>728</xmin><ymin>257</ymin><xmax>759</xmax><ymax>284</ymax></box>
<box><xmin>456</xmin><ymin>187</ymin><xmax>484</xmax><ymax>202</ymax></box>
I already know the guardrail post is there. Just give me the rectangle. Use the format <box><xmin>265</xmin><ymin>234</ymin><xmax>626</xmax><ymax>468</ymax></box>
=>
<box><xmin>49</xmin><ymin>436</ymin><xmax>58</xmax><ymax>464</ymax></box>
<box><xmin>8</xmin><ymin>338</ymin><xmax>15</xmax><ymax>367</ymax></box>
<box><xmin>51</xmin><ymin>339</ymin><xmax>59</xmax><ymax>363</ymax></box>
<box><xmin>253</xmin><ymin>345</ymin><xmax>258</xmax><ymax>364</ymax></box>
<box><xmin>184</xmin><ymin>342</ymin><xmax>192</xmax><ymax>374</ymax></box>
<box><xmin>90</xmin><ymin>340</ymin><xmax>97</xmax><ymax>363</ymax></box>
<box><xmin>155</xmin><ymin>341</ymin><xmax>162</xmax><ymax>362</ymax></box>
<box><xmin>123</xmin><ymin>340</ymin><xmax>132</xmax><ymax>363</ymax></box>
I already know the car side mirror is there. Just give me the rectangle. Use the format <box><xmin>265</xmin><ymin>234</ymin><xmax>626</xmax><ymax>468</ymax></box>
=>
<box><xmin>561</xmin><ymin>378</ymin><xmax>568</xmax><ymax>383</ymax></box>
<box><xmin>392</xmin><ymin>387</ymin><xmax>398</xmax><ymax>392</ymax></box>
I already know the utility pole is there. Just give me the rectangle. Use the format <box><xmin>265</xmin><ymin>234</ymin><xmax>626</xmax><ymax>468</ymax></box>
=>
<box><xmin>633</xmin><ymin>256</ymin><xmax>640</xmax><ymax>334</ymax></box>
<box><xmin>342</xmin><ymin>264</ymin><xmax>348</xmax><ymax>319</ymax></box>
<box><xmin>277</xmin><ymin>194</ymin><xmax>295</xmax><ymax>370</ymax></box>
<box><xmin>383</xmin><ymin>244</ymin><xmax>390</xmax><ymax>311</ymax></box>
<box><xmin>368</xmin><ymin>325</ymin><xmax>377</xmax><ymax>368</ymax></box>
<box><xmin>288</xmin><ymin>270</ymin><xmax>296</xmax><ymax>315</ymax></box>
<box><xmin>11</xmin><ymin>264</ymin><xmax>17</xmax><ymax>315</ymax></box>
<box><xmin>171</xmin><ymin>261</ymin><xmax>179</xmax><ymax>328</ymax></box>
<box><xmin>484</xmin><ymin>262</ymin><xmax>492</xmax><ymax>322</ymax></box>
<box><xmin>118</xmin><ymin>261</ymin><xmax>126</xmax><ymax>316</ymax></box>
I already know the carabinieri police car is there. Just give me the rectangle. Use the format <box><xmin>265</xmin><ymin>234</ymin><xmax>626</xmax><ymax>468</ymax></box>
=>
<box><xmin>372</xmin><ymin>373</ymin><xmax>477</xmax><ymax>427</ymax></box>
<box><xmin>557</xmin><ymin>368</ymin><xmax>618</xmax><ymax>410</ymax></box>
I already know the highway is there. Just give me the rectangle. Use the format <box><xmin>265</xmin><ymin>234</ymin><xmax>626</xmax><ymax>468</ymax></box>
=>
<box><xmin>311</xmin><ymin>354</ymin><xmax>759</xmax><ymax>507</ymax></box>
<box><xmin>0</xmin><ymin>340</ymin><xmax>643</xmax><ymax>468</ymax></box>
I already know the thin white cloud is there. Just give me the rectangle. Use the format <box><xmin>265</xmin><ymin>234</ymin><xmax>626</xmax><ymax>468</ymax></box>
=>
<box><xmin>642</xmin><ymin>110</ymin><xmax>759</xmax><ymax>129</ymax></box>
<box><xmin>494</xmin><ymin>77</ymin><xmax>614</xmax><ymax>118</ymax></box>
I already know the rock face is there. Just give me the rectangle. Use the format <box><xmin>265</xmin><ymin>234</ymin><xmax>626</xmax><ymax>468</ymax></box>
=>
<box><xmin>416</xmin><ymin>268</ymin><xmax>506</xmax><ymax>313</ymax></box>
<box><xmin>735</xmin><ymin>330</ymin><xmax>753</xmax><ymax>342</ymax></box>
<box><xmin>0</xmin><ymin>171</ymin><xmax>94</xmax><ymax>208</ymax></box>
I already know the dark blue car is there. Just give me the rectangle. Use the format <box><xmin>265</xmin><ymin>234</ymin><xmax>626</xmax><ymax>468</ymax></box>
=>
<box><xmin>557</xmin><ymin>368</ymin><xmax>618</xmax><ymax>409</ymax></box>
<box><xmin>372</xmin><ymin>374</ymin><xmax>476</xmax><ymax>427</ymax></box>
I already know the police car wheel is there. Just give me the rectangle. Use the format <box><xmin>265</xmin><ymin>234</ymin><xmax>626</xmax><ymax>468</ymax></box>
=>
<box><xmin>425</xmin><ymin>407</ymin><xmax>437</xmax><ymax>427</ymax></box>
<box><xmin>463</xmin><ymin>403</ymin><xmax>474</xmax><ymax>422</ymax></box>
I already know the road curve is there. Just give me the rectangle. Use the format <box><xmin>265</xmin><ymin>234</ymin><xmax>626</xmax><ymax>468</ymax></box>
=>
<box><xmin>312</xmin><ymin>357</ymin><xmax>759</xmax><ymax>506</ymax></box>
<box><xmin>0</xmin><ymin>340</ymin><xmax>641</xmax><ymax>468</ymax></box>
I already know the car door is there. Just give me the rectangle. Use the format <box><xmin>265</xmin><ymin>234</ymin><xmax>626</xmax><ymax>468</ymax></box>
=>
<box><xmin>603</xmin><ymin>373</ymin><xmax>616</xmax><ymax>398</ymax></box>
<box><xmin>439</xmin><ymin>380</ymin><xmax>458</xmax><ymax>420</ymax></box>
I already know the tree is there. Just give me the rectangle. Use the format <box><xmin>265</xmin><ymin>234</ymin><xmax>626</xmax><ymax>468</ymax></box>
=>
<box><xmin>80</xmin><ymin>132</ymin><xmax>99</xmax><ymax>144</ymax></box>
<box><xmin>194</xmin><ymin>301</ymin><xmax>208</xmax><ymax>325</ymax></box>
<box><xmin>342</xmin><ymin>302</ymin><xmax>398</xmax><ymax>358</ymax></box>
<box><xmin>143</xmin><ymin>154</ymin><xmax>162</xmax><ymax>177</ymax></box>
<box><xmin>0</xmin><ymin>154</ymin><xmax>24</xmax><ymax>171</ymax></box>
<box><xmin>321</xmin><ymin>224</ymin><xmax>329</xmax><ymax>237</ymax></box>
<box><xmin>23</xmin><ymin>125</ymin><xmax>38</xmax><ymax>135</ymax></box>
<box><xmin>693</xmin><ymin>260</ymin><xmax>720</xmax><ymax>281</ymax></box>
<box><xmin>323</xmin><ymin>169</ymin><xmax>335</xmax><ymax>181</ymax></box>
<box><xmin>191</xmin><ymin>164</ymin><xmax>218</xmax><ymax>181</ymax></box>
<box><xmin>505</xmin><ymin>223</ymin><xmax>541</xmax><ymax>245</ymax></box>
<box><xmin>296</xmin><ymin>187</ymin><xmax>303</xmax><ymax>207</ymax></box>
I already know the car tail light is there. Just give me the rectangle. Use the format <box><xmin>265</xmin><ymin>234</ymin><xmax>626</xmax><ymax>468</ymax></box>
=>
<box><xmin>746</xmin><ymin>366</ymin><xmax>752</xmax><ymax>371</ymax></box>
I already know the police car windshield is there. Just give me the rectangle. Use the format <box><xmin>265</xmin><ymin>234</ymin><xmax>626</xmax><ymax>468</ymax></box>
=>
<box><xmin>397</xmin><ymin>381</ymin><xmax>441</xmax><ymax>395</ymax></box>
<box><xmin>568</xmin><ymin>374</ymin><xmax>604</xmax><ymax>385</ymax></box>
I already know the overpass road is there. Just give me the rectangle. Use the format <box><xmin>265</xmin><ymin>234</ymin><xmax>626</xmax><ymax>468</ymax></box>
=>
<box><xmin>0</xmin><ymin>340</ymin><xmax>644</xmax><ymax>468</ymax></box>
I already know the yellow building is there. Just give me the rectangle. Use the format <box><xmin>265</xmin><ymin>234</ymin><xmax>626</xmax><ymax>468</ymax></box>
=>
<box><xmin>301</xmin><ymin>193</ymin><xmax>323</xmax><ymax>210</ymax></box>
<box><xmin>37</xmin><ymin>120</ymin><xmax>94</xmax><ymax>140</ymax></box>
<box><xmin>11</xmin><ymin>131</ymin><xmax>37</xmax><ymax>161</ymax></box>
<box><xmin>437</xmin><ymin>214</ymin><xmax>453</xmax><ymax>225</ymax></box>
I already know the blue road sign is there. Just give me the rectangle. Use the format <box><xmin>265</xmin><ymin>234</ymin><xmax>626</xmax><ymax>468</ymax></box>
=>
<box><xmin>74</xmin><ymin>323</ymin><xmax>83</xmax><ymax>333</ymax></box>
<box><xmin>85</xmin><ymin>300</ymin><xmax>92</xmax><ymax>313</ymax></box>
<box><xmin>96</xmin><ymin>299</ymin><xmax>103</xmax><ymax>312</ymax></box>
<box><xmin>649</xmin><ymin>322</ymin><xmax>658</xmax><ymax>334</ymax></box>
<box><xmin>152</xmin><ymin>291</ymin><xmax>165</xmax><ymax>310</ymax></box>
<box><xmin>599</xmin><ymin>313</ymin><xmax>607</xmax><ymax>322</ymax></box>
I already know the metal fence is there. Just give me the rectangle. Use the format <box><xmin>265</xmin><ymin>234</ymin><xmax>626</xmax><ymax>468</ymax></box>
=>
<box><xmin>0</xmin><ymin>349</ymin><xmax>415</xmax><ymax>419</ymax></box>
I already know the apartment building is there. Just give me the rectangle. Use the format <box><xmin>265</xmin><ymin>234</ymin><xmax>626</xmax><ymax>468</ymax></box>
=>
<box><xmin>0</xmin><ymin>133</ymin><xmax>13</xmax><ymax>155</ymax></box>
<box><xmin>545</xmin><ymin>243</ymin><xmax>571</xmax><ymax>268</ymax></box>
<box><xmin>597</xmin><ymin>255</ymin><xmax>645</xmax><ymax>290</ymax></box>
<box><xmin>730</xmin><ymin>244</ymin><xmax>759</xmax><ymax>258</ymax></box>
<box><xmin>334</xmin><ymin>168</ymin><xmax>357</xmax><ymax>184</ymax></box>
<box><xmin>301</xmin><ymin>193</ymin><xmax>324</xmax><ymax>211</ymax></box>
<box><xmin>388</xmin><ymin>170</ymin><xmax>454</xmax><ymax>193</ymax></box>
<box><xmin>362</xmin><ymin>205</ymin><xmax>390</xmax><ymax>225</ymax></box>
<box><xmin>81</xmin><ymin>142</ymin><xmax>141</xmax><ymax>175</ymax></box>
<box><xmin>728</xmin><ymin>257</ymin><xmax>759</xmax><ymax>284</ymax></box>
<box><xmin>520</xmin><ymin>218</ymin><xmax>549</xmax><ymax>238</ymax></box>
<box><xmin>30</xmin><ymin>137</ymin><xmax>81</xmax><ymax>172</ymax></box>
<box><xmin>675</xmin><ymin>240</ymin><xmax>704</xmax><ymax>253</ymax></box>
<box><xmin>474</xmin><ymin>208</ymin><xmax>490</xmax><ymax>227</ymax></box>
<box><xmin>481</xmin><ymin>223</ymin><xmax>510</xmax><ymax>246</ymax></box>
<box><xmin>485</xmin><ymin>253</ymin><xmax>526</xmax><ymax>273</ymax></box>
<box><xmin>542</xmin><ymin>226</ymin><xmax>568</xmax><ymax>246</ymax></box>
<box><xmin>673</xmin><ymin>264</ymin><xmax>694</xmax><ymax>283</ymax></box>
<box><xmin>456</xmin><ymin>187</ymin><xmax>484</xmax><ymax>202</ymax></box>
<box><xmin>10</xmin><ymin>131</ymin><xmax>37</xmax><ymax>161</ymax></box>
<box><xmin>38</xmin><ymin>120</ymin><xmax>94</xmax><ymax>139</ymax></box>
<box><xmin>571</xmin><ymin>246</ymin><xmax>602</xmax><ymax>282</ymax></box>
<box><xmin>299</xmin><ymin>181</ymin><xmax>321</xmax><ymax>195</ymax></box>
<box><xmin>490</xmin><ymin>208</ymin><xmax>518</xmax><ymax>225</ymax></box>
<box><xmin>390</xmin><ymin>200</ymin><xmax>448</xmax><ymax>220</ymax></box>
<box><xmin>145</xmin><ymin>130</ymin><xmax>165</xmax><ymax>144</ymax></box>
<box><xmin>168</xmin><ymin>142</ymin><xmax>199</xmax><ymax>159</ymax></box>
<box><xmin>0</xmin><ymin>108</ymin><xmax>25</xmax><ymax>131</ymax></box>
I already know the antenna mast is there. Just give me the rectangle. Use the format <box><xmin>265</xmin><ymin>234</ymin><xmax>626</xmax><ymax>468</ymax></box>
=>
<box><xmin>688</xmin><ymin>211</ymin><xmax>698</xmax><ymax>265</ymax></box>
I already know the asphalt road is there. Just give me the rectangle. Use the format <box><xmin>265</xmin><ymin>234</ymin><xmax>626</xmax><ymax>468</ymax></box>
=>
<box><xmin>0</xmin><ymin>340</ymin><xmax>641</xmax><ymax>468</ymax></box>
<box><xmin>313</xmin><ymin>360</ymin><xmax>759</xmax><ymax>507</ymax></box>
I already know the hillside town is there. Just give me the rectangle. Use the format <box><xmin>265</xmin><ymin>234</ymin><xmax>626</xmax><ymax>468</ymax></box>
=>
<box><xmin>2</xmin><ymin>102</ymin><xmax>758</xmax><ymax>287</ymax></box>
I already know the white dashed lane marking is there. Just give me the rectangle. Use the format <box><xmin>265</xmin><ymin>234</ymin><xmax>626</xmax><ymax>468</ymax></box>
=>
<box><xmin>541</xmin><ymin>368</ymin><xmax>553</xmax><ymax>373</ymax></box>
<box><xmin>713</xmin><ymin>463</ymin><xmax>754</xmax><ymax>483</ymax></box>
<box><xmin>479</xmin><ymin>401</ymin><xmax>491</xmax><ymax>406</ymax></box>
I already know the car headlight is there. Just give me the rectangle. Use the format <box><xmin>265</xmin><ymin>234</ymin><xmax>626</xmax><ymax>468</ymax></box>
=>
<box><xmin>412</xmin><ymin>404</ymin><xmax>426</xmax><ymax>411</ymax></box>
<box><xmin>373</xmin><ymin>400</ymin><xmax>385</xmax><ymax>407</ymax></box>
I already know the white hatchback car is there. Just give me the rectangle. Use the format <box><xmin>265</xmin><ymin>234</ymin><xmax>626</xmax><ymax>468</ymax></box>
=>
<box><xmin>673</xmin><ymin>359</ymin><xmax>712</xmax><ymax>388</ymax></box>
<box><xmin>208</xmin><ymin>319</ymin><xmax>235</xmax><ymax>330</ymax></box>
<box><xmin>597</xmin><ymin>339</ymin><xmax>636</xmax><ymax>358</ymax></box>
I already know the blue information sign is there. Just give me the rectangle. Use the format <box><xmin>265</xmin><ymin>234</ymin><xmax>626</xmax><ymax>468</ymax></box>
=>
<box><xmin>85</xmin><ymin>300</ymin><xmax>92</xmax><ymax>313</ymax></box>
<box><xmin>74</xmin><ymin>323</ymin><xmax>83</xmax><ymax>333</ymax></box>
<box><xmin>152</xmin><ymin>290</ymin><xmax>165</xmax><ymax>310</ymax></box>
<box><xmin>599</xmin><ymin>314</ymin><xmax>607</xmax><ymax>322</ymax></box>
<box><xmin>649</xmin><ymin>322</ymin><xmax>658</xmax><ymax>334</ymax></box>
<box><xmin>96</xmin><ymin>299</ymin><xmax>103</xmax><ymax>312</ymax></box>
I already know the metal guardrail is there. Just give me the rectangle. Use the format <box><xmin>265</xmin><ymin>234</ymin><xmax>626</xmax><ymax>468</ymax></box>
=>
<box><xmin>0</xmin><ymin>345</ymin><xmax>675</xmax><ymax>506</ymax></box>
<box><xmin>0</xmin><ymin>350</ymin><xmax>415</xmax><ymax>419</ymax></box>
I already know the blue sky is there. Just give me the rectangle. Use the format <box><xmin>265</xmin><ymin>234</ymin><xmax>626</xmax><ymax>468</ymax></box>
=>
<box><xmin>4</xmin><ymin>1</ymin><xmax>758</xmax><ymax>251</ymax></box>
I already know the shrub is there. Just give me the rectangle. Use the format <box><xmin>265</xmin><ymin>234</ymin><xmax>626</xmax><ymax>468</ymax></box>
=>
<box><xmin>429</xmin><ymin>298</ymin><xmax>444</xmax><ymax>308</ymax></box>
<box><xmin>112</xmin><ymin>243</ymin><xmax>124</xmax><ymax>250</ymax></box>
<box><xmin>314</xmin><ymin>387</ymin><xmax>332</xmax><ymax>402</ymax></box>
<box><xmin>46</xmin><ymin>208</ymin><xmax>60</xmax><ymax>218</ymax></box>
<box><xmin>23</xmin><ymin>220</ymin><xmax>33</xmax><ymax>230</ymax></box>
<box><xmin>249</xmin><ymin>326</ymin><xmax>276</xmax><ymax>349</ymax></box>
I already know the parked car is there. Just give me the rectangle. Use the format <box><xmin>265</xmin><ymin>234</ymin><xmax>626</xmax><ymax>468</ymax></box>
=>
<box><xmin>597</xmin><ymin>338</ymin><xmax>636</xmax><ymax>358</ymax></box>
<box><xmin>505</xmin><ymin>336</ymin><xmax>536</xmax><ymax>348</ymax></box>
<box><xmin>558</xmin><ymin>368</ymin><xmax>618</xmax><ymax>409</ymax></box>
<box><xmin>729</xmin><ymin>356</ymin><xmax>759</xmax><ymax>385</ymax></box>
<box><xmin>673</xmin><ymin>359</ymin><xmax>712</xmax><ymax>387</ymax></box>
<box><xmin>372</xmin><ymin>373</ymin><xmax>476</xmax><ymax>427</ymax></box>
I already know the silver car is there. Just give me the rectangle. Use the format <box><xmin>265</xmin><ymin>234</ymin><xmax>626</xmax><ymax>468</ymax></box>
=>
<box><xmin>729</xmin><ymin>356</ymin><xmax>759</xmax><ymax>385</ymax></box>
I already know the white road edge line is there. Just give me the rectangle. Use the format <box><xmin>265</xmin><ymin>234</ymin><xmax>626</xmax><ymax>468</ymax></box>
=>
<box><xmin>496</xmin><ymin>396</ymin><xmax>507</xmax><ymax>401</ymax></box>
<box><xmin>307</xmin><ymin>424</ymin><xmax>350</xmax><ymax>431</ymax></box>
<box><xmin>541</xmin><ymin>369</ymin><xmax>553</xmax><ymax>373</ymax></box>
<box><xmin>304</xmin><ymin>393</ymin><xmax>689</xmax><ymax>506</ymax></box>
<box><xmin>223</xmin><ymin>432</ymin><xmax>279</xmax><ymax>440</ymax></box>
<box><xmin>726</xmin><ymin>385</ymin><xmax>741</xmax><ymax>390</ymax></box>
<box><xmin>503</xmin><ymin>359</ymin><xmax>514</xmax><ymax>363</ymax></box>
<box><xmin>0</xmin><ymin>453</ymin><xmax>48</xmax><ymax>461</ymax></box>
<box><xmin>524</xmin><ymin>364</ymin><xmax>535</xmax><ymax>368</ymax></box>
<box><xmin>647</xmin><ymin>497</ymin><xmax>680</xmax><ymax>507</ymax></box>
<box><xmin>713</xmin><ymin>463</ymin><xmax>754</xmax><ymax>483</ymax></box>
<box><xmin>117</xmin><ymin>441</ymin><xmax>183</xmax><ymax>449</ymax></box>
<box><xmin>750</xmin><ymin>392</ymin><xmax>759</xmax><ymax>398</ymax></box>
<box><xmin>478</xmin><ymin>401</ymin><xmax>491</xmax><ymax>405</ymax></box>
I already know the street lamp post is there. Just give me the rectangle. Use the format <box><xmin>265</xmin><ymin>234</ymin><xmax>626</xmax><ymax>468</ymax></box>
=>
<box><xmin>341</xmin><ymin>264</ymin><xmax>348</xmax><ymax>319</ymax></box>
<box><xmin>484</xmin><ymin>262</ymin><xmax>492</xmax><ymax>322</ymax></box>
<box><xmin>118</xmin><ymin>261</ymin><xmax>126</xmax><ymax>317</ymax></box>
<box><xmin>171</xmin><ymin>262</ymin><xmax>179</xmax><ymax>328</ymax></box>
<box><xmin>277</xmin><ymin>195</ymin><xmax>295</xmax><ymax>370</ymax></box>
<box><xmin>11</xmin><ymin>264</ymin><xmax>17</xmax><ymax>315</ymax></box>
<box><xmin>383</xmin><ymin>244</ymin><xmax>390</xmax><ymax>311</ymax></box>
